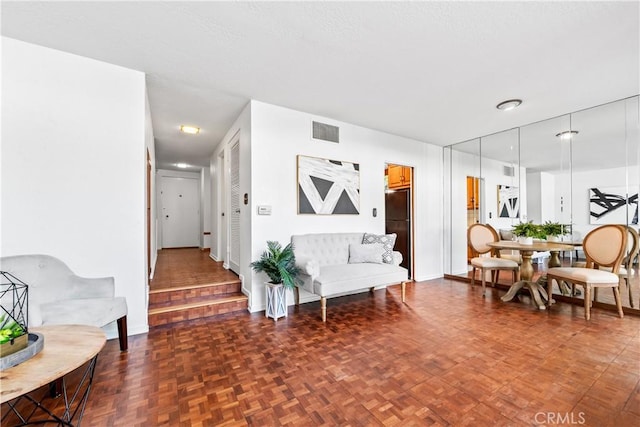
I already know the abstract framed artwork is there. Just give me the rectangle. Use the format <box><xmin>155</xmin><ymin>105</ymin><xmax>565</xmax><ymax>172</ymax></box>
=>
<box><xmin>497</xmin><ymin>185</ymin><xmax>519</xmax><ymax>218</ymax></box>
<box><xmin>297</xmin><ymin>155</ymin><xmax>360</xmax><ymax>215</ymax></box>
<box><xmin>589</xmin><ymin>187</ymin><xmax>638</xmax><ymax>224</ymax></box>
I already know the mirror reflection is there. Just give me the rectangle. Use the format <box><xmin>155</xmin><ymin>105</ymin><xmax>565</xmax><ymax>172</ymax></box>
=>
<box><xmin>444</xmin><ymin>96</ymin><xmax>640</xmax><ymax>312</ymax></box>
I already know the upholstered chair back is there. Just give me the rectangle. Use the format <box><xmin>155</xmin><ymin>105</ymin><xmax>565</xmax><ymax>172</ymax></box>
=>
<box><xmin>467</xmin><ymin>224</ymin><xmax>499</xmax><ymax>256</ymax></box>
<box><xmin>583</xmin><ymin>224</ymin><xmax>627</xmax><ymax>272</ymax></box>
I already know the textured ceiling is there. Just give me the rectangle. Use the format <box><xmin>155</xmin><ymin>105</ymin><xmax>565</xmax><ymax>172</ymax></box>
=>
<box><xmin>2</xmin><ymin>1</ymin><xmax>638</xmax><ymax>170</ymax></box>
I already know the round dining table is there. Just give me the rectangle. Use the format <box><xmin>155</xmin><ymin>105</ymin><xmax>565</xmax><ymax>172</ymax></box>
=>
<box><xmin>487</xmin><ymin>240</ymin><xmax>575</xmax><ymax>309</ymax></box>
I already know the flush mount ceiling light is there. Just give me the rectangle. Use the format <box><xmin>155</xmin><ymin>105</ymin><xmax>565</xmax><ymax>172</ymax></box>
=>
<box><xmin>179</xmin><ymin>125</ymin><xmax>200</xmax><ymax>135</ymax></box>
<box><xmin>176</xmin><ymin>163</ymin><xmax>189</xmax><ymax>169</ymax></box>
<box><xmin>496</xmin><ymin>99</ymin><xmax>523</xmax><ymax>111</ymax></box>
<box><xmin>555</xmin><ymin>130</ymin><xmax>579</xmax><ymax>140</ymax></box>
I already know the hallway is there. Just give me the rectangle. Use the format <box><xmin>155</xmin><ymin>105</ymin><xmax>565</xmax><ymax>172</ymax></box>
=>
<box><xmin>148</xmin><ymin>248</ymin><xmax>246</xmax><ymax>326</ymax></box>
<box><xmin>151</xmin><ymin>248</ymin><xmax>239</xmax><ymax>290</ymax></box>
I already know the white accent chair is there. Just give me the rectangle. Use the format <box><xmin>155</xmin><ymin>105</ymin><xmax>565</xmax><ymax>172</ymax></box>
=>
<box><xmin>546</xmin><ymin>224</ymin><xmax>627</xmax><ymax>320</ymax></box>
<box><xmin>468</xmin><ymin>224</ymin><xmax>520</xmax><ymax>295</ymax></box>
<box><xmin>0</xmin><ymin>254</ymin><xmax>128</xmax><ymax>350</ymax></box>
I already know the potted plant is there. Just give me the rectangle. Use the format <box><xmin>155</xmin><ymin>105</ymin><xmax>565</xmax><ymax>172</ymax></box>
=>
<box><xmin>511</xmin><ymin>221</ymin><xmax>541</xmax><ymax>244</ymax></box>
<box><xmin>250</xmin><ymin>241</ymin><xmax>301</xmax><ymax>321</ymax></box>
<box><xmin>540</xmin><ymin>221</ymin><xmax>564</xmax><ymax>242</ymax></box>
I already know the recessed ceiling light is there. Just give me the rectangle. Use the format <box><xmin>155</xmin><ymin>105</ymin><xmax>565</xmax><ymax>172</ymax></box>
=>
<box><xmin>555</xmin><ymin>130</ymin><xmax>579</xmax><ymax>140</ymax></box>
<box><xmin>176</xmin><ymin>163</ymin><xmax>188</xmax><ymax>169</ymax></box>
<box><xmin>179</xmin><ymin>125</ymin><xmax>200</xmax><ymax>135</ymax></box>
<box><xmin>496</xmin><ymin>99</ymin><xmax>523</xmax><ymax>111</ymax></box>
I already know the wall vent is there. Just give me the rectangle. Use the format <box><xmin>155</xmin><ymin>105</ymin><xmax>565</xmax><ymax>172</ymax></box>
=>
<box><xmin>503</xmin><ymin>166</ymin><xmax>515</xmax><ymax>177</ymax></box>
<box><xmin>312</xmin><ymin>121</ymin><xmax>340</xmax><ymax>143</ymax></box>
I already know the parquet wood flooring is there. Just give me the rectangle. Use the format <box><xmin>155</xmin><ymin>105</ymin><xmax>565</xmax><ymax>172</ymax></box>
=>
<box><xmin>5</xmin><ymin>275</ymin><xmax>638</xmax><ymax>426</ymax></box>
<box><xmin>151</xmin><ymin>249</ymin><xmax>240</xmax><ymax>290</ymax></box>
<box><xmin>148</xmin><ymin>249</ymin><xmax>247</xmax><ymax>326</ymax></box>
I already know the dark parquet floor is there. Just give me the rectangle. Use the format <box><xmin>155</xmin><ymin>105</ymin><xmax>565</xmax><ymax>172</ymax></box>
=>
<box><xmin>4</xmin><ymin>250</ymin><xmax>639</xmax><ymax>426</ymax></box>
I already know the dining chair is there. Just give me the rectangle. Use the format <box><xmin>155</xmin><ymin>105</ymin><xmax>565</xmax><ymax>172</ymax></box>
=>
<box><xmin>546</xmin><ymin>224</ymin><xmax>627</xmax><ymax>320</ymax></box>
<box><xmin>467</xmin><ymin>224</ymin><xmax>520</xmax><ymax>296</ymax></box>
<box><xmin>571</xmin><ymin>225</ymin><xmax>638</xmax><ymax>308</ymax></box>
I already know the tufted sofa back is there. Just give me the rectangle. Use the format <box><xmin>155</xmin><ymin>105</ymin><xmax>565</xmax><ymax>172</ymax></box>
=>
<box><xmin>291</xmin><ymin>233</ymin><xmax>365</xmax><ymax>266</ymax></box>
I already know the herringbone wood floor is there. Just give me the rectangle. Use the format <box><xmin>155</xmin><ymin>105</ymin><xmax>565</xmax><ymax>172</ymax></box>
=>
<box><xmin>3</xmin><ymin>250</ymin><xmax>639</xmax><ymax>426</ymax></box>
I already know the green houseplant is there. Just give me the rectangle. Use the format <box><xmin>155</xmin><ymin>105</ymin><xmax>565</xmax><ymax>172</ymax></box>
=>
<box><xmin>540</xmin><ymin>221</ymin><xmax>565</xmax><ymax>241</ymax></box>
<box><xmin>250</xmin><ymin>241</ymin><xmax>301</xmax><ymax>290</ymax></box>
<box><xmin>511</xmin><ymin>221</ymin><xmax>541</xmax><ymax>244</ymax></box>
<box><xmin>250</xmin><ymin>241</ymin><xmax>301</xmax><ymax>321</ymax></box>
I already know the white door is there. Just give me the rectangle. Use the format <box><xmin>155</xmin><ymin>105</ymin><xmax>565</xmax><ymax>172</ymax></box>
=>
<box><xmin>229</xmin><ymin>141</ymin><xmax>241</xmax><ymax>273</ymax></box>
<box><xmin>161</xmin><ymin>176</ymin><xmax>200</xmax><ymax>248</ymax></box>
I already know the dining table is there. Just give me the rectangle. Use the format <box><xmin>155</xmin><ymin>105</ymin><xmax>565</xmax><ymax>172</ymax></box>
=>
<box><xmin>487</xmin><ymin>240</ymin><xmax>575</xmax><ymax>309</ymax></box>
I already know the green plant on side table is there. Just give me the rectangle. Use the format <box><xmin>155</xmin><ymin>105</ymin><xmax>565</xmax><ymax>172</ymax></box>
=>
<box><xmin>250</xmin><ymin>241</ymin><xmax>302</xmax><ymax>321</ymax></box>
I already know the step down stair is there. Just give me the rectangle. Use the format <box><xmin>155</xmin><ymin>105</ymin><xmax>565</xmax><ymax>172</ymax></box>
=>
<box><xmin>148</xmin><ymin>280</ymin><xmax>247</xmax><ymax>327</ymax></box>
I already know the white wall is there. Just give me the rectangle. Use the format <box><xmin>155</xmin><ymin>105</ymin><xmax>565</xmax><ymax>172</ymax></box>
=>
<box><xmin>145</xmin><ymin>90</ymin><xmax>158</xmax><ymax>282</ymax></box>
<box><xmin>210</xmin><ymin>103</ymin><xmax>252</xmax><ymax>283</ymax></box>
<box><xmin>1</xmin><ymin>37</ymin><xmax>148</xmax><ymax>337</ymax></box>
<box><xmin>527</xmin><ymin>171</ymin><xmax>556</xmax><ymax>224</ymax></box>
<box><xmin>247</xmin><ymin>101</ymin><xmax>443</xmax><ymax>311</ymax></box>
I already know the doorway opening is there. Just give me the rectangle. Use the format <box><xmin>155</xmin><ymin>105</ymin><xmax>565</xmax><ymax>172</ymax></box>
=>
<box><xmin>466</xmin><ymin>176</ymin><xmax>483</xmax><ymax>261</ymax></box>
<box><xmin>160</xmin><ymin>175</ymin><xmax>200</xmax><ymax>248</ymax></box>
<box><xmin>385</xmin><ymin>164</ymin><xmax>413</xmax><ymax>279</ymax></box>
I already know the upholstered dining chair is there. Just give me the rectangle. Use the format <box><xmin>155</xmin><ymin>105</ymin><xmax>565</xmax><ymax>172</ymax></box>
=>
<box><xmin>0</xmin><ymin>254</ymin><xmax>128</xmax><ymax>351</ymax></box>
<box><xmin>546</xmin><ymin>224</ymin><xmax>627</xmax><ymax>320</ymax></box>
<box><xmin>468</xmin><ymin>224</ymin><xmax>520</xmax><ymax>296</ymax></box>
<box><xmin>571</xmin><ymin>225</ymin><xmax>638</xmax><ymax>309</ymax></box>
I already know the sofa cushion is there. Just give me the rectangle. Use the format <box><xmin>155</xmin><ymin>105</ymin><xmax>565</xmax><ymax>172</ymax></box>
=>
<box><xmin>348</xmin><ymin>243</ymin><xmax>384</xmax><ymax>264</ymax></box>
<box><xmin>362</xmin><ymin>233</ymin><xmax>397</xmax><ymax>264</ymax></box>
<box><xmin>313</xmin><ymin>263</ymin><xmax>407</xmax><ymax>296</ymax></box>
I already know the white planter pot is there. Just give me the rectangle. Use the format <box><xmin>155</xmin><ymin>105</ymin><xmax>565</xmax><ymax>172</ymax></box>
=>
<box><xmin>265</xmin><ymin>282</ymin><xmax>287</xmax><ymax>321</ymax></box>
<box><xmin>517</xmin><ymin>236</ymin><xmax>533</xmax><ymax>245</ymax></box>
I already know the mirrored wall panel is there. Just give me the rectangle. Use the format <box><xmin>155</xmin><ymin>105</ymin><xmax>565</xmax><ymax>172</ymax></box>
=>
<box><xmin>444</xmin><ymin>96</ymin><xmax>640</xmax><ymax>311</ymax></box>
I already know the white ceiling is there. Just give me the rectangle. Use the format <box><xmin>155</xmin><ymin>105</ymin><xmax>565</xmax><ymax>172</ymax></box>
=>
<box><xmin>2</xmin><ymin>1</ymin><xmax>638</xmax><ymax>171</ymax></box>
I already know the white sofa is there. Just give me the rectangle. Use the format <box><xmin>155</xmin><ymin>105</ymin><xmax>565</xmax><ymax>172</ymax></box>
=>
<box><xmin>291</xmin><ymin>232</ymin><xmax>409</xmax><ymax>322</ymax></box>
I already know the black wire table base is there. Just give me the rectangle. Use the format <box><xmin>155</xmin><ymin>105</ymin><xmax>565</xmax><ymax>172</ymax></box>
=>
<box><xmin>1</xmin><ymin>355</ymin><xmax>98</xmax><ymax>426</ymax></box>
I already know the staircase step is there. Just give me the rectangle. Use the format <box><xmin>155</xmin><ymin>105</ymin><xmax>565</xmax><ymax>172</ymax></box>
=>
<box><xmin>148</xmin><ymin>294</ymin><xmax>248</xmax><ymax>327</ymax></box>
<box><xmin>149</xmin><ymin>280</ymin><xmax>241</xmax><ymax>306</ymax></box>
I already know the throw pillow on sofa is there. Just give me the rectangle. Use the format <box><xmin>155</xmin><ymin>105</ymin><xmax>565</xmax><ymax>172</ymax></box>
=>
<box><xmin>362</xmin><ymin>233</ymin><xmax>397</xmax><ymax>264</ymax></box>
<box><xmin>348</xmin><ymin>243</ymin><xmax>385</xmax><ymax>264</ymax></box>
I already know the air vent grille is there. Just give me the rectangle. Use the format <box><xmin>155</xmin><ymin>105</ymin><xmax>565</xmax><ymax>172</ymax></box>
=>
<box><xmin>312</xmin><ymin>121</ymin><xmax>340</xmax><ymax>143</ymax></box>
<box><xmin>503</xmin><ymin>166</ymin><xmax>515</xmax><ymax>177</ymax></box>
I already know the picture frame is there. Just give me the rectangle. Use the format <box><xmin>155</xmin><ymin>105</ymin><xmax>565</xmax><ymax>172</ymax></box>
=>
<box><xmin>497</xmin><ymin>185</ymin><xmax>519</xmax><ymax>218</ymax></box>
<box><xmin>297</xmin><ymin>155</ymin><xmax>360</xmax><ymax>215</ymax></box>
<box><xmin>589</xmin><ymin>186</ymin><xmax>638</xmax><ymax>224</ymax></box>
